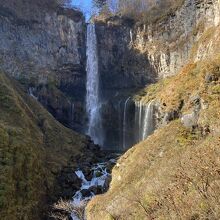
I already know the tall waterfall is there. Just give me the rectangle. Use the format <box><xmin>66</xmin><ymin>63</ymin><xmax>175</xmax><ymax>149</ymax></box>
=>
<box><xmin>86</xmin><ymin>24</ymin><xmax>103</xmax><ymax>145</ymax></box>
<box><xmin>135</xmin><ymin>100</ymin><xmax>155</xmax><ymax>142</ymax></box>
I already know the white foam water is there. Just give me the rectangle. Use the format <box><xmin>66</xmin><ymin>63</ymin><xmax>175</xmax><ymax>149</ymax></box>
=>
<box><xmin>135</xmin><ymin>100</ymin><xmax>155</xmax><ymax>142</ymax></box>
<box><xmin>71</xmin><ymin>161</ymin><xmax>113</xmax><ymax>220</ymax></box>
<box><xmin>86</xmin><ymin>23</ymin><xmax>103</xmax><ymax>146</ymax></box>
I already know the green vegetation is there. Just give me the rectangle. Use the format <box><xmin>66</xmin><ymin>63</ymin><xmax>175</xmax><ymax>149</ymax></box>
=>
<box><xmin>0</xmin><ymin>72</ymin><xmax>86</xmax><ymax>220</ymax></box>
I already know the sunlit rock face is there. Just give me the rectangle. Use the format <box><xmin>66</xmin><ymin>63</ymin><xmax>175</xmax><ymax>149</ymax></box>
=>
<box><xmin>0</xmin><ymin>0</ymin><xmax>87</xmax><ymax>132</ymax></box>
<box><xmin>129</xmin><ymin>0</ymin><xmax>220</xmax><ymax>78</ymax></box>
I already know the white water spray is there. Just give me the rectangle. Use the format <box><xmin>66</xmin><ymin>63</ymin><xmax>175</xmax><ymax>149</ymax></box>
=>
<box><xmin>86</xmin><ymin>24</ymin><xmax>103</xmax><ymax>145</ymax></box>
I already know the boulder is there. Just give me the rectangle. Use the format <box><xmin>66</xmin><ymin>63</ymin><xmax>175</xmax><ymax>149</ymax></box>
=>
<box><xmin>181</xmin><ymin>111</ymin><xmax>199</xmax><ymax>128</ymax></box>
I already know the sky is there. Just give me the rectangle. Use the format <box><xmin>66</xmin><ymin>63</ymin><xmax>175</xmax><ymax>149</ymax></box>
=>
<box><xmin>71</xmin><ymin>0</ymin><xmax>94</xmax><ymax>20</ymax></box>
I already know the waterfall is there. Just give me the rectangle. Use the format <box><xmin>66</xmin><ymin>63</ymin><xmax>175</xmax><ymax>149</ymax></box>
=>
<box><xmin>122</xmin><ymin>97</ymin><xmax>131</xmax><ymax>149</ymax></box>
<box><xmin>71</xmin><ymin>102</ymin><xmax>75</xmax><ymax>125</ymax></box>
<box><xmin>135</xmin><ymin>100</ymin><xmax>155</xmax><ymax>142</ymax></box>
<box><xmin>120</xmin><ymin>98</ymin><xmax>155</xmax><ymax>150</ymax></box>
<box><xmin>86</xmin><ymin>24</ymin><xmax>103</xmax><ymax>145</ymax></box>
<box><xmin>85</xmin><ymin>23</ymin><xmax>155</xmax><ymax>149</ymax></box>
<box><xmin>142</xmin><ymin>100</ymin><xmax>155</xmax><ymax>140</ymax></box>
<box><xmin>118</xmin><ymin>100</ymin><xmax>123</xmax><ymax>149</ymax></box>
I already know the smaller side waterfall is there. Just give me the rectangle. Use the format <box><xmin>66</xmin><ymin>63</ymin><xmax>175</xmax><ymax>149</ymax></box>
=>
<box><xmin>119</xmin><ymin>99</ymin><xmax>155</xmax><ymax>150</ymax></box>
<box><xmin>123</xmin><ymin>97</ymin><xmax>131</xmax><ymax>149</ymax></box>
<box><xmin>70</xmin><ymin>102</ymin><xmax>75</xmax><ymax>125</ymax></box>
<box><xmin>135</xmin><ymin>100</ymin><xmax>155</xmax><ymax>142</ymax></box>
<box><xmin>142</xmin><ymin>100</ymin><xmax>155</xmax><ymax>140</ymax></box>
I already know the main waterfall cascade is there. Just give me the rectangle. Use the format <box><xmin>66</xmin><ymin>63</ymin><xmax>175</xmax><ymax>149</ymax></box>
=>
<box><xmin>86</xmin><ymin>23</ymin><xmax>103</xmax><ymax>146</ymax></box>
<box><xmin>85</xmin><ymin>23</ymin><xmax>155</xmax><ymax>150</ymax></box>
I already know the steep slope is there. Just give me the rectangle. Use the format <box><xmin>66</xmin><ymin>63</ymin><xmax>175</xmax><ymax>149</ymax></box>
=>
<box><xmin>0</xmin><ymin>71</ymin><xmax>87</xmax><ymax>220</ymax></box>
<box><xmin>86</xmin><ymin>54</ymin><xmax>220</xmax><ymax>220</ymax></box>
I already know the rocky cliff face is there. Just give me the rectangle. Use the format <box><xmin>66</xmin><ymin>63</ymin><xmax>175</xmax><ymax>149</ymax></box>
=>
<box><xmin>0</xmin><ymin>1</ymin><xmax>87</xmax><ymax>132</ymax></box>
<box><xmin>96</xmin><ymin>0</ymin><xmax>220</xmax><ymax>80</ymax></box>
<box><xmin>130</xmin><ymin>0</ymin><xmax>220</xmax><ymax>78</ymax></box>
<box><xmin>87</xmin><ymin>0</ymin><xmax>220</xmax><ymax>218</ymax></box>
<box><xmin>93</xmin><ymin>0</ymin><xmax>220</xmax><ymax>150</ymax></box>
<box><xmin>130</xmin><ymin>0</ymin><xmax>220</xmax><ymax>131</ymax></box>
<box><xmin>96</xmin><ymin>19</ymin><xmax>157</xmax><ymax>90</ymax></box>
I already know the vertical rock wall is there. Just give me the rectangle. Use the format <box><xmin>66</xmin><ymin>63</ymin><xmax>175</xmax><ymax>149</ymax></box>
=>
<box><xmin>0</xmin><ymin>1</ymin><xmax>87</xmax><ymax>132</ymax></box>
<box><xmin>130</xmin><ymin>0</ymin><xmax>220</xmax><ymax>78</ymax></box>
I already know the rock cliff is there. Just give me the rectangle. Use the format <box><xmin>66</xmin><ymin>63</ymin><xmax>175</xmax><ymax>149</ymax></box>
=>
<box><xmin>95</xmin><ymin>0</ymin><xmax>220</xmax><ymax>80</ymax></box>
<box><xmin>93</xmin><ymin>20</ymin><xmax>157</xmax><ymax>149</ymax></box>
<box><xmin>129</xmin><ymin>0</ymin><xmax>220</xmax><ymax>78</ymax></box>
<box><xmin>0</xmin><ymin>0</ymin><xmax>87</xmax><ymax>132</ymax></box>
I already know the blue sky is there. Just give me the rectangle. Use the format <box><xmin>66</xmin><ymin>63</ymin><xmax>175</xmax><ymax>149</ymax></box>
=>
<box><xmin>71</xmin><ymin>0</ymin><xmax>94</xmax><ymax>20</ymax></box>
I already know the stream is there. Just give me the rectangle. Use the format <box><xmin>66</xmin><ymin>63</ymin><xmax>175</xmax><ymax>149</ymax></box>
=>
<box><xmin>70</xmin><ymin>158</ymin><xmax>117</xmax><ymax>220</ymax></box>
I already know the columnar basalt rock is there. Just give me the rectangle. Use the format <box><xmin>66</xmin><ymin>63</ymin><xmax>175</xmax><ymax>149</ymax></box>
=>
<box><xmin>130</xmin><ymin>0</ymin><xmax>220</xmax><ymax>78</ymax></box>
<box><xmin>94</xmin><ymin>19</ymin><xmax>157</xmax><ymax>149</ymax></box>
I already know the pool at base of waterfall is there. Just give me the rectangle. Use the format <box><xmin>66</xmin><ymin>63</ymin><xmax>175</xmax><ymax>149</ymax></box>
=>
<box><xmin>70</xmin><ymin>159</ymin><xmax>117</xmax><ymax>220</ymax></box>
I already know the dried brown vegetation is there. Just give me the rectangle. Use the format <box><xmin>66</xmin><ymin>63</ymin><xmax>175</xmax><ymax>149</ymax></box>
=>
<box><xmin>51</xmin><ymin>199</ymin><xmax>87</xmax><ymax>220</ymax></box>
<box><xmin>86</xmin><ymin>53</ymin><xmax>220</xmax><ymax>219</ymax></box>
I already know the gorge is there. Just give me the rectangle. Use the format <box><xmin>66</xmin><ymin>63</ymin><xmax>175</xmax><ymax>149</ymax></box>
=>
<box><xmin>0</xmin><ymin>0</ymin><xmax>220</xmax><ymax>219</ymax></box>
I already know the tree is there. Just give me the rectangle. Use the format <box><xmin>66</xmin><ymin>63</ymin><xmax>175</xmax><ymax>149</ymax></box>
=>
<box><xmin>93</xmin><ymin>0</ymin><xmax>107</xmax><ymax>9</ymax></box>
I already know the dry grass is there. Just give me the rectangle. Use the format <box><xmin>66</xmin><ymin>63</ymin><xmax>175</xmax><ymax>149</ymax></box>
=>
<box><xmin>87</xmin><ymin>119</ymin><xmax>220</xmax><ymax>219</ymax></box>
<box><xmin>190</xmin><ymin>26</ymin><xmax>217</xmax><ymax>59</ymax></box>
<box><xmin>0</xmin><ymin>72</ymin><xmax>86</xmax><ymax>220</ymax></box>
<box><xmin>135</xmin><ymin>56</ymin><xmax>220</xmax><ymax>113</ymax></box>
<box><xmin>86</xmin><ymin>55</ymin><xmax>220</xmax><ymax>219</ymax></box>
